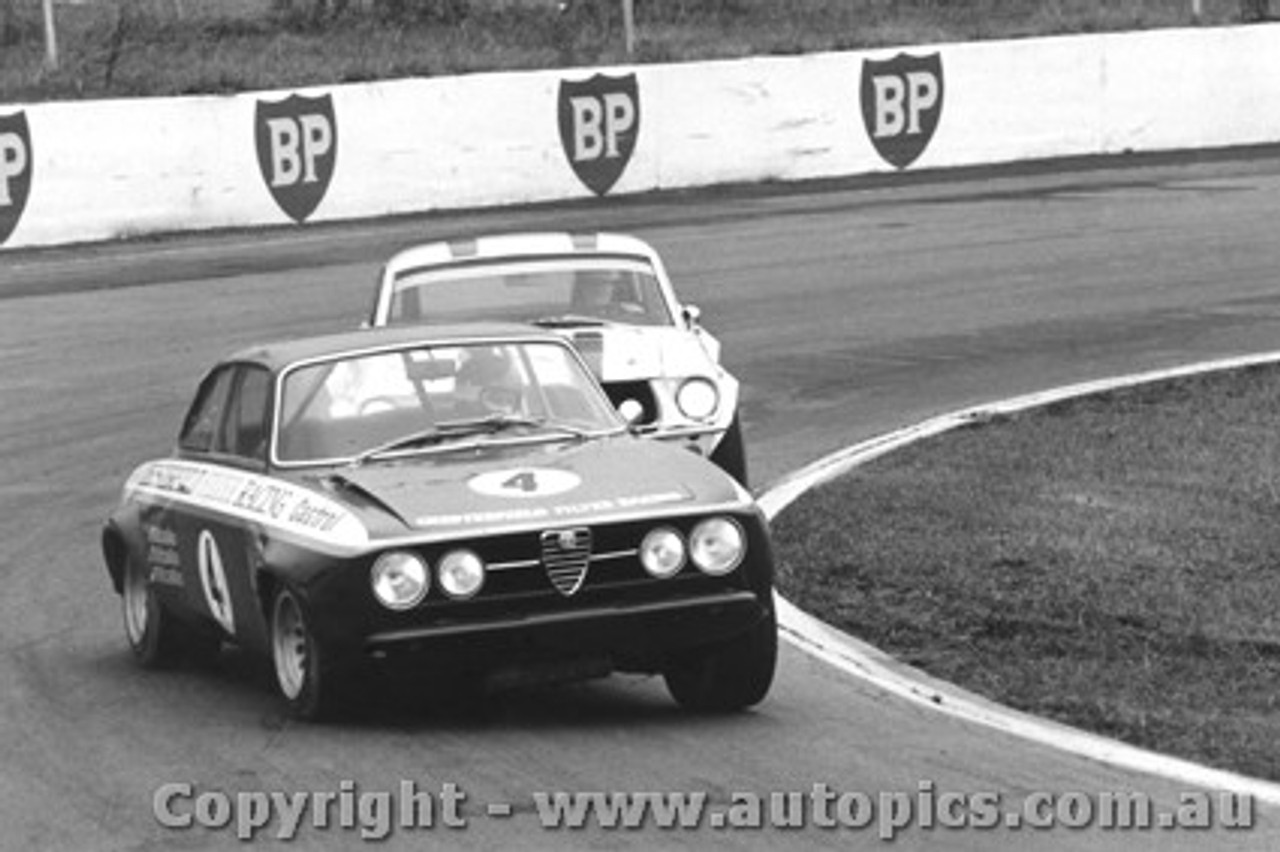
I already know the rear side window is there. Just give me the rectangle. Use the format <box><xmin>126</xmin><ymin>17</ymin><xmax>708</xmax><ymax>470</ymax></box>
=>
<box><xmin>179</xmin><ymin>367</ymin><xmax>235</xmax><ymax>453</ymax></box>
<box><xmin>221</xmin><ymin>366</ymin><xmax>272</xmax><ymax>462</ymax></box>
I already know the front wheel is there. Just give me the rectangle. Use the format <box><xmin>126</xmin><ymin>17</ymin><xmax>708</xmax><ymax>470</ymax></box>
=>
<box><xmin>664</xmin><ymin>609</ymin><xmax>777</xmax><ymax>713</ymax></box>
<box><xmin>270</xmin><ymin>584</ymin><xmax>342</xmax><ymax>721</ymax></box>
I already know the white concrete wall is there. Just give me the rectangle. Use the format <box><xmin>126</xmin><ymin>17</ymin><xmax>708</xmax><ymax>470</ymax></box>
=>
<box><xmin>1</xmin><ymin>23</ymin><xmax>1278</xmax><ymax>249</ymax></box>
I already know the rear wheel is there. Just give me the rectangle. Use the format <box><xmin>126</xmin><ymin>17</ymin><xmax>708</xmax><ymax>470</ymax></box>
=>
<box><xmin>709</xmin><ymin>414</ymin><xmax>748</xmax><ymax>487</ymax></box>
<box><xmin>664</xmin><ymin>609</ymin><xmax>777</xmax><ymax>713</ymax></box>
<box><xmin>270</xmin><ymin>585</ymin><xmax>341</xmax><ymax>721</ymax></box>
<box><xmin>122</xmin><ymin>555</ymin><xmax>214</xmax><ymax>667</ymax></box>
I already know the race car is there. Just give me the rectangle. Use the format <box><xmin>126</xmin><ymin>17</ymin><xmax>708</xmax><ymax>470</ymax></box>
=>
<box><xmin>101</xmin><ymin>323</ymin><xmax>776</xmax><ymax>720</ymax></box>
<box><xmin>366</xmin><ymin>232</ymin><xmax>748</xmax><ymax>485</ymax></box>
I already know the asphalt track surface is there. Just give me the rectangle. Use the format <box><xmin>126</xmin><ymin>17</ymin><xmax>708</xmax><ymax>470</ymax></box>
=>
<box><xmin>4</xmin><ymin>152</ymin><xmax>1280</xmax><ymax>850</ymax></box>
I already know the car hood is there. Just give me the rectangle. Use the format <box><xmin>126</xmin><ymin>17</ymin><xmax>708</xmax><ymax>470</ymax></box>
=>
<box><xmin>323</xmin><ymin>435</ymin><xmax>747</xmax><ymax>540</ymax></box>
<box><xmin>562</xmin><ymin>325</ymin><xmax>716</xmax><ymax>382</ymax></box>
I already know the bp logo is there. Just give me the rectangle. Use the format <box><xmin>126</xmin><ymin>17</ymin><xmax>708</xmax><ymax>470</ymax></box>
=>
<box><xmin>558</xmin><ymin>73</ymin><xmax>640</xmax><ymax>196</ymax></box>
<box><xmin>255</xmin><ymin>93</ymin><xmax>337</xmax><ymax>223</ymax></box>
<box><xmin>860</xmin><ymin>52</ymin><xmax>944</xmax><ymax>170</ymax></box>
<box><xmin>0</xmin><ymin>112</ymin><xmax>33</xmax><ymax>246</ymax></box>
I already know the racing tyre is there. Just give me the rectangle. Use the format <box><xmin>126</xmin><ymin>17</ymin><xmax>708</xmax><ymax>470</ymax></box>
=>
<box><xmin>270</xmin><ymin>584</ymin><xmax>341</xmax><ymax>721</ymax></box>
<box><xmin>121</xmin><ymin>555</ymin><xmax>191</xmax><ymax>668</ymax></box>
<box><xmin>664</xmin><ymin>609</ymin><xmax>777</xmax><ymax>713</ymax></box>
<box><xmin>709</xmin><ymin>414</ymin><xmax>748</xmax><ymax>487</ymax></box>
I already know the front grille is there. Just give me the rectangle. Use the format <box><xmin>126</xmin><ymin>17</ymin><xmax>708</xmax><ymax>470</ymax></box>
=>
<box><xmin>541</xmin><ymin>527</ymin><xmax>592</xmax><ymax>596</ymax></box>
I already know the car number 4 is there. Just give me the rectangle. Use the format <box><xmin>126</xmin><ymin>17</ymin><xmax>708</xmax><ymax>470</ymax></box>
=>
<box><xmin>502</xmin><ymin>472</ymin><xmax>538</xmax><ymax>493</ymax></box>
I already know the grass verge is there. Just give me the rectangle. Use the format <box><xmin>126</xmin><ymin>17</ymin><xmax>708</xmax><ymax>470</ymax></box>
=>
<box><xmin>0</xmin><ymin>0</ymin><xmax>1260</xmax><ymax>102</ymax></box>
<box><xmin>771</xmin><ymin>363</ymin><xmax>1280</xmax><ymax>782</ymax></box>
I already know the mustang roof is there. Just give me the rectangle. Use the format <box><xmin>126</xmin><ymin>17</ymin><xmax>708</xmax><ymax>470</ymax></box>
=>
<box><xmin>225</xmin><ymin>321</ymin><xmax>564</xmax><ymax>371</ymax></box>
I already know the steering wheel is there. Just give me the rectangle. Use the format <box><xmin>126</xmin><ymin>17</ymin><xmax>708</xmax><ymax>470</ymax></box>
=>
<box><xmin>358</xmin><ymin>396</ymin><xmax>401</xmax><ymax>416</ymax></box>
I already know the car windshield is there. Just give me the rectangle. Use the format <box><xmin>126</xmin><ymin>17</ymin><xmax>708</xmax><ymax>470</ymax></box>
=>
<box><xmin>275</xmin><ymin>340</ymin><xmax>623</xmax><ymax>465</ymax></box>
<box><xmin>385</xmin><ymin>257</ymin><xmax>674</xmax><ymax>329</ymax></box>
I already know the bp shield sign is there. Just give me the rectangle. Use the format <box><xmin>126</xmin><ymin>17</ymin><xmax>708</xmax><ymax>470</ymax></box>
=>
<box><xmin>558</xmin><ymin>73</ymin><xmax>640</xmax><ymax>196</ymax></box>
<box><xmin>0</xmin><ymin>112</ymin><xmax>33</xmax><ymax>246</ymax></box>
<box><xmin>861</xmin><ymin>53</ymin><xmax>944</xmax><ymax>170</ymax></box>
<box><xmin>255</xmin><ymin>94</ymin><xmax>337</xmax><ymax>223</ymax></box>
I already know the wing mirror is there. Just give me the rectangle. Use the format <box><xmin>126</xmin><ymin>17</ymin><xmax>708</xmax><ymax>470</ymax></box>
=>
<box><xmin>682</xmin><ymin>304</ymin><xmax>702</xmax><ymax>328</ymax></box>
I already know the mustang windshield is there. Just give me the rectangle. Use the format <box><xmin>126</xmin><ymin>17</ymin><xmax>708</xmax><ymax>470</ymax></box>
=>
<box><xmin>275</xmin><ymin>341</ymin><xmax>623</xmax><ymax>464</ymax></box>
<box><xmin>387</xmin><ymin>258</ymin><xmax>674</xmax><ymax>328</ymax></box>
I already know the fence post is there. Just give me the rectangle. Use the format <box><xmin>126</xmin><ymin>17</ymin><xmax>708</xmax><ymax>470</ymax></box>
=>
<box><xmin>42</xmin><ymin>0</ymin><xmax>59</xmax><ymax>71</ymax></box>
<box><xmin>622</xmin><ymin>0</ymin><xmax>634</xmax><ymax>55</ymax></box>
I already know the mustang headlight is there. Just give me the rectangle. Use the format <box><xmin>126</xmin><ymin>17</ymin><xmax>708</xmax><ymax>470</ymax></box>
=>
<box><xmin>675</xmin><ymin>377</ymin><xmax>719</xmax><ymax>421</ymax></box>
<box><xmin>689</xmin><ymin>517</ymin><xmax>745</xmax><ymax>576</ymax></box>
<box><xmin>438</xmin><ymin>549</ymin><xmax>486</xmax><ymax>600</ymax></box>
<box><xmin>371</xmin><ymin>551</ymin><xmax>429</xmax><ymax>610</ymax></box>
<box><xmin>640</xmin><ymin>528</ymin><xmax>686</xmax><ymax>578</ymax></box>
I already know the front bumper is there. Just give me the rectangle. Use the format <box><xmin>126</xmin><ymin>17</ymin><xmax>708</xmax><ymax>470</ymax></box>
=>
<box><xmin>363</xmin><ymin>588</ymin><xmax>768</xmax><ymax>674</ymax></box>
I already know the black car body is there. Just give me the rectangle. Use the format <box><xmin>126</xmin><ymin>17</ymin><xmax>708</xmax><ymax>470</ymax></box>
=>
<box><xmin>102</xmin><ymin>323</ymin><xmax>775</xmax><ymax>719</ymax></box>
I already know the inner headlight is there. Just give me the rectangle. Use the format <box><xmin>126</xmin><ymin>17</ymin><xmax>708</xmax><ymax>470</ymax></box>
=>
<box><xmin>640</xmin><ymin>528</ymin><xmax>686</xmax><ymax>578</ymax></box>
<box><xmin>371</xmin><ymin>551</ymin><xmax>429</xmax><ymax>610</ymax></box>
<box><xmin>689</xmin><ymin>518</ymin><xmax>745</xmax><ymax>575</ymax></box>
<box><xmin>676</xmin><ymin>377</ymin><xmax>719</xmax><ymax>421</ymax></box>
<box><xmin>438</xmin><ymin>549</ymin><xmax>486</xmax><ymax>600</ymax></box>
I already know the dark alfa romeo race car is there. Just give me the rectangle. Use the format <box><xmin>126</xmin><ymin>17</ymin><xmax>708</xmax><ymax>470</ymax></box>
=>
<box><xmin>102</xmin><ymin>323</ymin><xmax>775</xmax><ymax>720</ymax></box>
<box><xmin>366</xmin><ymin>232</ymin><xmax>749</xmax><ymax>484</ymax></box>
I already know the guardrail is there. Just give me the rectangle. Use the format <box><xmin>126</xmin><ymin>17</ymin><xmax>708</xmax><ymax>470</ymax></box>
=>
<box><xmin>2</xmin><ymin>22</ymin><xmax>1279</xmax><ymax>249</ymax></box>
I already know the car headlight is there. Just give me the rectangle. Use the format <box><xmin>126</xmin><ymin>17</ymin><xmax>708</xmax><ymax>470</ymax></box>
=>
<box><xmin>640</xmin><ymin>528</ymin><xmax>686</xmax><ymax>578</ymax></box>
<box><xmin>689</xmin><ymin>517</ymin><xmax>745</xmax><ymax>575</ymax></box>
<box><xmin>438</xmin><ymin>549</ymin><xmax>486</xmax><ymax>600</ymax></box>
<box><xmin>371</xmin><ymin>551</ymin><xmax>429</xmax><ymax>610</ymax></box>
<box><xmin>676</xmin><ymin>377</ymin><xmax>719</xmax><ymax>421</ymax></box>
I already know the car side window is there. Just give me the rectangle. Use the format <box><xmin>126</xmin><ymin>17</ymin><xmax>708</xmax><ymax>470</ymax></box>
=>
<box><xmin>220</xmin><ymin>366</ymin><xmax>272</xmax><ymax>463</ymax></box>
<box><xmin>179</xmin><ymin>367</ymin><xmax>236</xmax><ymax>453</ymax></box>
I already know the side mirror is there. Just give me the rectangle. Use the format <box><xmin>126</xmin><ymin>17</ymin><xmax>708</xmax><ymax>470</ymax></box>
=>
<box><xmin>618</xmin><ymin>399</ymin><xmax>644</xmax><ymax>425</ymax></box>
<box><xmin>682</xmin><ymin>304</ymin><xmax>702</xmax><ymax>328</ymax></box>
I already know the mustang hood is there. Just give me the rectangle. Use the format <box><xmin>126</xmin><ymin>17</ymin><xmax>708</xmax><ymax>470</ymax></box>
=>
<box><xmin>325</xmin><ymin>437</ymin><xmax>746</xmax><ymax>539</ymax></box>
<box><xmin>566</xmin><ymin>326</ymin><xmax>715</xmax><ymax>382</ymax></box>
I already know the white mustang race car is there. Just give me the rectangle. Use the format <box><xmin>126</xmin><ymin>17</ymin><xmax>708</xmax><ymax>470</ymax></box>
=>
<box><xmin>367</xmin><ymin>232</ymin><xmax>747</xmax><ymax>485</ymax></box>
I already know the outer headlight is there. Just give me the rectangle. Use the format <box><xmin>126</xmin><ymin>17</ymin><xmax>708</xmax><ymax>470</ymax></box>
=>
<box><xmin>676</xmin><ymin>377</ymin><xmax>719</xmax><ymax>421</ymax></box>
<box><xmin>689</xmin><ymin>517</ymin><xmax>745</xmax><ymax>576</ymax></box>
<box><xmin>438</xmin><ymin>549</ymin><xmax>486</xmax><ymax>600</ymax></box>
<box><xmin>371</xmin><ymin>551</ymin><xmax>429</xmax><ymax>610</ymax></box>
<box><xmin>640</xmin><ymin>528</ymin><xmax>686</xmax><ymax>578</ymax></box>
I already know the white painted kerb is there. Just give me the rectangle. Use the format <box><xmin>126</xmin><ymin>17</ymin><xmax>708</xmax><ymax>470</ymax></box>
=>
<box><xmin>760</xmin><ymin>351</ymin><xmax>1280</xmax><ymax>804</ymax></box>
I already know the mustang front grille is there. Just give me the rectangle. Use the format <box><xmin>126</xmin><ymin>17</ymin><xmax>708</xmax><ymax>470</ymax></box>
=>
<box><xmin>541</xmin><ymin>527</ymin><xmax>592</xmax><ymax>596</ymax></box>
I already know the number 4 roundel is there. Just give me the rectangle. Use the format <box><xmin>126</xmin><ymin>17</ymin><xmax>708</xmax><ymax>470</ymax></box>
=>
<box><xmin>468</xmin><ymin>468</ymin><xmax>581</xmax><ymax>499</ymax></box>
<box><xmin>197</xmin><ymin>530</ymin><xmax>236</xmax><ymax>636</ymax></box>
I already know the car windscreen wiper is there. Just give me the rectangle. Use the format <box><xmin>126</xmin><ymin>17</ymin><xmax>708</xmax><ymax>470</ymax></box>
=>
<box><xmin>531</xmin><ymin>314</ymin><xmax>609</xmax><ymax>328</ymax></box>
<box><xmin>349</xmin><ymin>416</ymin><xmax>609</xmax><ymax>466</ymax></box>
<box><xmin>434</xmin><ymin>414</ymin><xmax>614</xmax><ymax>441</ymax></box>
<box><xmin>348</xmin><ymin>426</ymin><xmax>465</xmax><ymax>467</ymax></box>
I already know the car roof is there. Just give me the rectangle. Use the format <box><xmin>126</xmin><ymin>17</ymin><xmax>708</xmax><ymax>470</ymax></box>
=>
<box><xmin>225</xmin><ymin>321</ymin><xmax>566</xmax><ymax>372</ymax></box>
<box><xmin>384</xmin><ymin>231</ymin><xmax>661</xmax><ymax>273</ymax></box>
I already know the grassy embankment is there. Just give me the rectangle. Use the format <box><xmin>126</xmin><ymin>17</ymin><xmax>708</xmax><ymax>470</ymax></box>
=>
<box><xmin>0</xmin><ymin>0</ymin><xmax>1254</xmax><ymax>102</ymax></box>
<box><xmin>773</xmin><ymin>365</ymin><xmax>1280</xmax><ymax>782</ymax></box>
